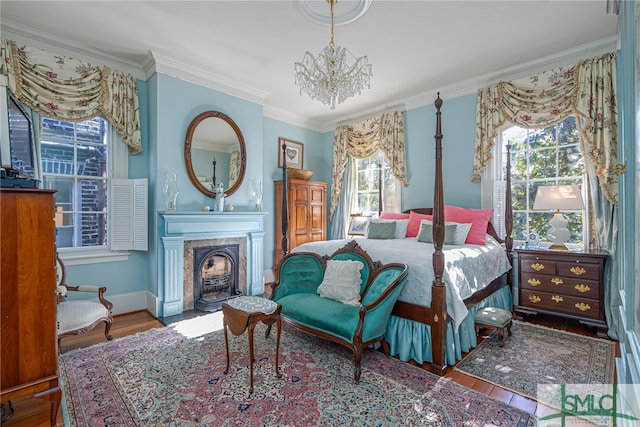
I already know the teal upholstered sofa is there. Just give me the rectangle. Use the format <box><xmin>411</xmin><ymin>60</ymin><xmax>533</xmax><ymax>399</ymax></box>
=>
<box><xmin>268</xmin><ymin>241</ymin><xmax>408</xmax><ymax>383</ymax></box>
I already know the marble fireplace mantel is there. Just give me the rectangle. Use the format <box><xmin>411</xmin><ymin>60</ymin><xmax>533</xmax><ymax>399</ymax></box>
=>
<box><xmin>158</xmin><ymin>211</ymin><xmax>267</xmax><ymax>317</ymax></box>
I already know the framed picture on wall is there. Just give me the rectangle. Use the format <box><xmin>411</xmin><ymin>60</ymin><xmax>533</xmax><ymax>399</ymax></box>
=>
<box><xmin>347</xmin><ymin>213</ymin><xmax>370</xmax><ymax>236</ymax></box>
<box><xmin>278</xmin><ymin>138</ymin><xmax>304</xmax><ymax>170</ymax></box>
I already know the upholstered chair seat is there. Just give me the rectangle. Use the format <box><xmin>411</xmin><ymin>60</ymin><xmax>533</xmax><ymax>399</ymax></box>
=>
<box><xmin>57</xmin><ymin>296</ymin><xmax>112</xmax><ymax>336</ymax></box>
<box><xmin>56</xmin><ymin>255</ymin><xmax>113</xmax><ymax>342</ymax></box>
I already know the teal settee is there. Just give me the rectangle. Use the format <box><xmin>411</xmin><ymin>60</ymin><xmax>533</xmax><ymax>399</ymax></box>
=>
<box><xmin>268</xmin><ymin>241</ymin><xmax>408</xmax><ymax>383</ymax></box>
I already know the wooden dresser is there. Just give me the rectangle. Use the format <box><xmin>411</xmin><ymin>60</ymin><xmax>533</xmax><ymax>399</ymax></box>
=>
<box><xmin>514</xmin><ymin>247</ymin><xmax>609</xmax><ymax>337</ymax></box>
<box><xmin>1</xmin><ymin>188</ymin><xmax>60</xmax><ymax>425</ymax></box>
<box><xmin>273</xmin><ymin>179</ymin><xmax>327</xmax><ymax>268</ymax></box>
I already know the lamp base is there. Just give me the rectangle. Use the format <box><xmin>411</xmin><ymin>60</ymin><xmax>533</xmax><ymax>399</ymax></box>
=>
<box><xmin>548</xmin><ymin>243</ymin><xmax>570</xmax><ymax>251</ymax></box>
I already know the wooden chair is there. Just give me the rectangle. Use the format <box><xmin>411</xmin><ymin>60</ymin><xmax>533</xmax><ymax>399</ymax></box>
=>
<box><xmin>56</xmin><ymin>254</ymin><xmax>113</xmax><ymax>344</ymax></box>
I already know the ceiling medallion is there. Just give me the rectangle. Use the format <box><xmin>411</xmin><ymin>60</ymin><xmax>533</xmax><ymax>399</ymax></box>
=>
<box><xmin>294</xmin><ymin>0</ymin><xmax>372</xmax><ymax>26</ymax></box>
<box><xmin>294</xmin><ymin>0</ymin><xmax>373</xmax><ymax>110</ymax></box>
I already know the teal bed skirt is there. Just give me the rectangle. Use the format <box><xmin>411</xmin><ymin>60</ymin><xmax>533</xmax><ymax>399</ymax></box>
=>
<box><xmin>385</xmin><ymin>285</ymin><xmax>513</xmax><ymax>366</ymax></box>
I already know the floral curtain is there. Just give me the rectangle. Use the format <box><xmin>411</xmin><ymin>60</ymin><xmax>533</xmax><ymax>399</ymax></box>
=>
<box><xmin>330</xmin><ymin>110</ymin><xmax>407</xmax><ymax>217</ymax></box>
<box><xmin>472</xmin><ymin>52</ymin><xmax>622</xmax><ymax>205</ymax></box>
<box><xmin>473</xmin><ymin>52</ymin><xmax>623</xmax><ymax>339</ymax></box>
<box><xmin>0</xmin><ymin>39</ymin><xmax>142</xmax><ymax>154</ymax></box>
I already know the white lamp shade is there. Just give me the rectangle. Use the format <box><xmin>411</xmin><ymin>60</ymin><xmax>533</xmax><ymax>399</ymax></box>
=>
<box><xmin>533</xmin><ymin>185</ymin><xmax>585</xmax><ymax>211</ymax></box>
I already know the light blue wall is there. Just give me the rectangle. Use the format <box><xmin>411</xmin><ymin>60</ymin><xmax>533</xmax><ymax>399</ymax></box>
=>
<box><xmin>262</xmin><ymin>117</ymin><xmax>328</xmax><ymax>269</ymax></box>
<box><xmin>64</xmin><ymin>73</ymin><xmax>485</xmax><ymax>306</ymax></box>
<box><xmin>63</xmin><ymin>79</ymin><xmax>151</xmax><ymax>298</ymax></box>
<box><xmin>402</xmin><ymin>94</ymin><xmax>480</xmax><ymax>210</ymax></box>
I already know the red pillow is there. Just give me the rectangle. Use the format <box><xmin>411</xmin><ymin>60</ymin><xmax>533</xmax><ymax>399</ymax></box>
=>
<box><xmin>444</xmin><ymin>205</ymin><xmax>493</xmax><ymax>245</ymax></box>
<box><xmin>407</xmin><ymin>211</ymin><xmax>433</xmax><ymax>238</ymax></box>
<box><xmin>379</xmin><ymin>211</ymin><xmax>410</xmax><ymax>220</ymax></box>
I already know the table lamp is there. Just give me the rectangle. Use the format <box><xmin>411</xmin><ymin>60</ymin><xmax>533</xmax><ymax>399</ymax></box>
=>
<box><xmin>532</xmin><ymin>184</ymin><xmax>584</xmax><ymax>250</ymax></box>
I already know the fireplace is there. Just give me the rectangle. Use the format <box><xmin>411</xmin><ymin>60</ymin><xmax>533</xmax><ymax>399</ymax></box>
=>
<box><xmin>159</xmin><ymin>211</ymin><xmax>267</xmax><ymax>317</ymax></box>
<box><xmin>193</xmin><ymin>244</ymin><xmax>242</xmax><ymax>311</ymax></box>
<box><xmin>183</xmin><ymin>237</ymin><xmax>247</xmax><ymax>312</ymax></box>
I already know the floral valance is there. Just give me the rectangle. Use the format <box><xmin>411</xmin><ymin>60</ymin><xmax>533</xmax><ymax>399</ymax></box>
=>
<box><xmin>330</xmin><ymin>110</ymin><xmax>407</xmax><ymax>217</ymax></box>
<box><xmin>0</xmin><ymin>39</ymin><xmax>142</xmax><ymax>154</ymax></box>
<box><xmin>472</xmin><ymin>52</ymin><xmax>622</xmax><ymax>205</ymax></box>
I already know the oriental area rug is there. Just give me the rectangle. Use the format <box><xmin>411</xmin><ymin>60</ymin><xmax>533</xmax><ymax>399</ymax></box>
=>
<box><xmin>59</xmin><ymin>313</ymin><xmax>535</xmax><ymax>426</ymax></box>
<box><xmin>454</xmin><ymin>320</ymin><xmax>616</xmax><ymax>401</ymax></box>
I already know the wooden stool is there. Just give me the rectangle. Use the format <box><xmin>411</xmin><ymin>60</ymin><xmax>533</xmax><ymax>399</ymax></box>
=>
<box><xmin>222</xmin><ymin>296</ymin><xmax>282</xmax><ymax>394</ymax></box>
<box><xmin>475</xmin><ymin>307</ymin><xmax>513</xmax><ymax>347</ymax></box>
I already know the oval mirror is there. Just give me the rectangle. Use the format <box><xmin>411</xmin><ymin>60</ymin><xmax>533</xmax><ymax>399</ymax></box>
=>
<box><xmin>185</xmin><ymin>111</ymin><xmax>246</xmax><ymax>198</ymax></box>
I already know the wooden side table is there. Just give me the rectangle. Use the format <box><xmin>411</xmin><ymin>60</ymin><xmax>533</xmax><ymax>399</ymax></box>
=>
<box><xmin>222</xmin><ymin>296</ymin><xmax>282</xmax><ymax>394</ymax></box>
<box><xmin>514</xmin><ymin>247</ymin><xmax>609</xmax><ymax>337</ymax></box>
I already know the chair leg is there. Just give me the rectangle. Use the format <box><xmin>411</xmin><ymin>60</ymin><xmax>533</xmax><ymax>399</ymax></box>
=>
<box><xmin>353</xmin><ymin>347</ymin><xmax>362</xmax><ymax>383</ymax></box>
<box><xmin>104</xmin><ymin>319</ymin><xmax>113</xmax><ymax>340</ymax></box>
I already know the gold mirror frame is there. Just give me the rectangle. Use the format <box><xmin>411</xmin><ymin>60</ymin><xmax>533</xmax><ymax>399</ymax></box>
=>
<box><xmin>184</xmin><ymin>111</ymin><xmax>246</xmax><ymax>198</ymax></box>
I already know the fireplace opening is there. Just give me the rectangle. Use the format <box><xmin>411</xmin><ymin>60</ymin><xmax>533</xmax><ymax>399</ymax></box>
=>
<box><xmin>194</xmin><ymin>244</ymin><xmax>242</xmax><ymax>311</ymax></box>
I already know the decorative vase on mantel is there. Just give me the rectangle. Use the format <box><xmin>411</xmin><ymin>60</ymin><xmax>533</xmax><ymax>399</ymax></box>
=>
<box><xmin>162</xmin><ymin>173</ymin><xmax>179</xmax><ymax>211</ymax></box>
<box><xmin>248</xmin><ymin>179</ymin><xmax>263</xmax><ymax>212</ymax></box>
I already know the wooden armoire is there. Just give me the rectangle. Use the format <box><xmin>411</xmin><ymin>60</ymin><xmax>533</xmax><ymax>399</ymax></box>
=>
<box><xmin>1</xmin><ymin>188</ymin><xmax>60</xmax><ymax>425</ymax></box>
<box><xmin>273</xmin><ymin>179</ymin><xmax>327</xmax><ymax>268</ymax></box>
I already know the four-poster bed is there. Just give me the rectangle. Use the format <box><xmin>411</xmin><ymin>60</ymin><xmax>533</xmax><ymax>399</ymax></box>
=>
<box><xmin>276</xmin><ymin>94</ymin><xmax>513</xmax><ymax>375</ymax></box>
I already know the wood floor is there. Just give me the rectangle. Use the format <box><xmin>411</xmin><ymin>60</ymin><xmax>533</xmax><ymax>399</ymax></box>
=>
<box><xmin>4</xmin><ymin>310</ymin><xmax>617</xmax><ymax>426</ymax></box>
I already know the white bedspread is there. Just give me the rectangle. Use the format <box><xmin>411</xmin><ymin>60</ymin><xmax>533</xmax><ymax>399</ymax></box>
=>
<box><xmin>292</xmin><ymin>235</ymin><xmax>511</xmax><ymax>328</ymax></box>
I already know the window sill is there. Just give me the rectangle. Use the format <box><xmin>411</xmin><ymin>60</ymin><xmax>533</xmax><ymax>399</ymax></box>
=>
<box><xmin>57</xmin><ymin>249</ymin><xmax>130</xmax><ymax>266</ymax></box>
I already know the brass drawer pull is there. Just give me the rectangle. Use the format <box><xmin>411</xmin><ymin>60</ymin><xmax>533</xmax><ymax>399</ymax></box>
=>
<box><xmin>570</xmin><ymin>266</ymin><xmax>586</xmax><ymax>276</ymax></box>
<box><xmin>527</xmin><ymin>278</ymin><xmax>541</xmax><ymax>286</ymax></box>
<box><xmin>531</xmin><ymin>263</ymin><xmax>545</xmax><ymax>271</ymax></box>
<box><xmin>575</xmin><ymin>302</ymin><xmax>591</xmax><ymax>312</ymax></box>
<box><xmin>529</xmin><ymin>295</ymin><xmax>541</xmax><ymax>303</ymax></box>
<box><xmin>575</xmin><ymin>284</ymin><xmax>591</xmax><ymax>293</ymax></box>
<box><xmin>552</xmin><ymin>295</ymin><xmax>564</xmax><ymax>303</ymax></box>
<box><xmin>551</xmin><ymin>277</ymin><xmax>564</xmax><ymax>285</ymax></box>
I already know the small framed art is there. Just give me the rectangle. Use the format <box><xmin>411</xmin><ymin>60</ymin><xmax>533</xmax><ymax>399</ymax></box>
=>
<box><xmin>347</xmin><ymin>213</ymin><xmax>370</xmax><ymax>236</ymax></box>
<box><xmin>278</xmin><ymin>138</ymin><xmax>304</xmax><ymax>170</ymax></box>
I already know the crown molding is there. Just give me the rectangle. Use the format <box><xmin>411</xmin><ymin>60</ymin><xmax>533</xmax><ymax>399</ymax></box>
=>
<box><xmin>263</xmin><ymin>104</ymin><xmax>325</xmax><ymax>132</ymax></box>
<box><xmin>1</xmin><ymin>20</ymin><xmax>617</xmax><ymax>134</ymax></box>
<box><xmin>146</xmin><ymin>51</ymin><xmax>269</xmax><ymax>106</ymax></box>
<box><xmin>0</xmin><ymin>19</ymin><xmax>146</xmax><ymax>80</ymax></box>
<box><xmin>320</xmin><ymin>35</ymin><xmax>618</xmax><ymax>132</ymax></box>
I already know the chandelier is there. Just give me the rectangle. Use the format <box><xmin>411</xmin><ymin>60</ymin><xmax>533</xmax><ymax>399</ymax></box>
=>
<box><xmin>294</xmin><ymin>0</ymin><xmax>372</xmax><ymax>110</ymax></box>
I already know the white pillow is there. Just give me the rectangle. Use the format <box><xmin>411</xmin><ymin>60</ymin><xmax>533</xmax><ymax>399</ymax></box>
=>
<box><xmin>420</xmin><ymin>219</ymin><xmax>472</xmax><ymax>245</ymax></box>
<box><xmin>366</xmin><ymin>219</ymin><xmax>409</xmax><ymax>239</ymax></box>
<box><xmin>317</xmin><ymin>259</ymin><xmax>363</xmax><ymax>306</ymax></box>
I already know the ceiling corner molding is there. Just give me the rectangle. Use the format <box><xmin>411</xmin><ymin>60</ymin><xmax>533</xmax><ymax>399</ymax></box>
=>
<box><xmin>142</xmin><ymin>51</ymin><xmax>157</xmax><ymax>79</ymax></box>
<box><xmin>0</xmin><ymin>19</ymin><xmax>146</xmax><ymax>80</ymax></box>
<box><xmin>263</xmin><ymin>104</ymin><xmax>325</xmax><ymax>133</ymax></box>
<box><xmin>149</xmin><ymin>51</ymin><xmax>269</xmax><ymax>106</ymax></box>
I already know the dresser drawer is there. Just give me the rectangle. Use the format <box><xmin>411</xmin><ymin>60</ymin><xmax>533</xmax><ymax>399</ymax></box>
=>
<box><xmin>520</xmin><ymin>273</ymin><xmax>600</xmax><ymax>299</ymax></box>
<box><xmin>519</xmin><ymin>256</ymin><xmax>556</xmax><ymax>275</ymax></box>
<box><xmin>520</xmin><ymin>289</ymin><xmax>601</xmax><ymax>320</ymax></box>
<box><xmin>557</xmin><ymin>260</ymin><xmax>601</xmax><ymax>281</ymax></box>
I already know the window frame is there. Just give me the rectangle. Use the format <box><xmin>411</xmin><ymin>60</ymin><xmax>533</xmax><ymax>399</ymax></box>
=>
<box><xmin>481</xmin><ymin>119</ymin><xmax>589</xmax><ymax>250</ymax></box>
<box><xmin>40</xmin><ymin>115</ymin><xmax>130</xmax><ymax>265</ymax></box>
<box><xmin>354</xmin><ymin>150</ymin><xmax>401</xmax><ymax>217</ymax></box>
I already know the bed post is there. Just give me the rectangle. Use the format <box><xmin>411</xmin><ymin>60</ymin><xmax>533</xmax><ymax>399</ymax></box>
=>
<box><xmin>281</xmin><ymin>141</ymin><xmax>289</xmax><ymax>258</ymax></box>
<box><xmin>504</xmin><ymin>142</ymin><xmax>514</xmax><ymax>284</ymax></box>
<box><xmin>430</xmin><ymin>93</ymin><xmax>448</xmax><ymax>375</ymax></box>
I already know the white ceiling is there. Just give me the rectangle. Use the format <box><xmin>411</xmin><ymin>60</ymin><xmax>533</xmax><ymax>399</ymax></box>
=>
<box><xmin>0</xmin><ymin>1</ymin><xmax>618</xmax><ymax>131</ymax></box>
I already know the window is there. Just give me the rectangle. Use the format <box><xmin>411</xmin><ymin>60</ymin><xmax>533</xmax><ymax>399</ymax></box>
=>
<box><xmin>355</xmin><ymin>151</ymin><xmax>401</xmax><ymax>216</ymax></box>
<box><xmin>41</xmin><ymin>117</ymin><xmax>109</xmax><ymax>249</ymax></box>
<box><xmin>39</xmin><ymin>116</ymin><xmax>136</xmax><ymax>260</ymax></box>
<box><xmin>489</xmin><ymin>116</ymin><xmax>586</xmax><ymax>246</ymax></box>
